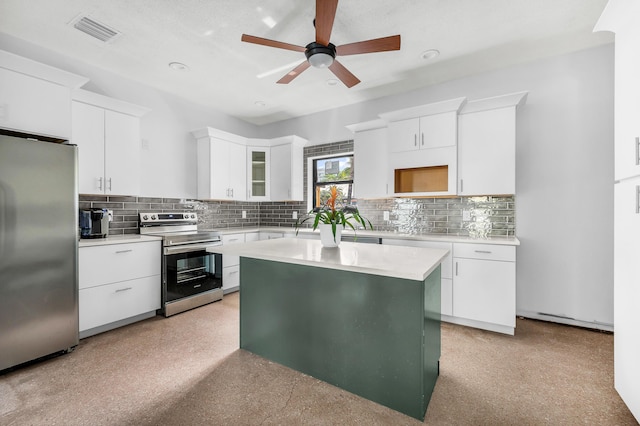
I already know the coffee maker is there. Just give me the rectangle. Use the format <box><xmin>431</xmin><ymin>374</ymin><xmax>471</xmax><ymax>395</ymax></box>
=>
<box><xmin>79</xmin><ymin>208</ymin><xmax>109</xmax><ymax>239</ymax></box>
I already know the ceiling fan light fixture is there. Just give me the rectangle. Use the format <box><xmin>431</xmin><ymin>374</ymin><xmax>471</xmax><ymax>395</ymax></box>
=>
<box><xmin>305</xmin><ymin>42</ymin><xmax>336</xmax><ymax>68</ymax></box>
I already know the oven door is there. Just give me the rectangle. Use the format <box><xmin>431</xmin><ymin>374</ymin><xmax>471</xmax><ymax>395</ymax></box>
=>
<box><xmin>163</xmin><ymin>245</ymin><xmax>222</xmax><ymax>303</ymax></box>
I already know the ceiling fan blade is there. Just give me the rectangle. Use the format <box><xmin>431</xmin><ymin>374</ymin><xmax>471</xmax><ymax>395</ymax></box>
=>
<box><xmin>241</xmin><ymin>34</ymin><xmax>306</xmax><ymax>52</ymax></box>
<box><xmin>276</xmin><ymin>61</ymin><xmax>311</xmax><ymax>84</ymax></box>
<box><xmin>328</xmin><ymin>60</ymin><xmax>360</xmax><ymax>88</ymax></box>
<box><xmin>336</xmin><ymin>35</ymin><xmax>401</xmax><ymax>56</ymax></box>
<box><xmin>315</xmin><ymin>0</ymin><xmax>338</xmax><ymax>46</ymax></box>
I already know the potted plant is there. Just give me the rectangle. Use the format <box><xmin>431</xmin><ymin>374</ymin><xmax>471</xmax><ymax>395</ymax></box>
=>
<box><xmin>295</xmin><ymin>186</ymin><xmax>373</xmax><ymax>247</ymax></box>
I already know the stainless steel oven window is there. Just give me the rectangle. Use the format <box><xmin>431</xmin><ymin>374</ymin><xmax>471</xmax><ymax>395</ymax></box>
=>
<box><xmin>163</xmin><ymin>251</ymin><xmax>222</xmax><ymax>302</ymax></box>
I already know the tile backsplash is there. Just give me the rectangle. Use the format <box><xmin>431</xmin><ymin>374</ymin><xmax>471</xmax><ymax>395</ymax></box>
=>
<box><xmin>79</xmin><ymin>195</ymin><xmax>260</xmax><ymax>235</ymax></box>
<box><xmin>80</xmin><ymin>139</ymin><xmax>515</xmax><ymax>238</ymax></box>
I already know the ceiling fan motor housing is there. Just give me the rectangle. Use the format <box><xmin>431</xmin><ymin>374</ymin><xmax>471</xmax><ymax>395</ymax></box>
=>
<box><xmin>305</xmin><ymin>42</ymin><xmax>336</xmax><ymax>68</ymax></box>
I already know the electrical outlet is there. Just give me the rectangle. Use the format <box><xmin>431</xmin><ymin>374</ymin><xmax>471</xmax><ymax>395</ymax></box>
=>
<box><xmin>107</xmin><ymin>209</ymin><xmax>113</xmax><ymax>222</ymax></box>
<box><xmin>463</xmin><ymin>210</ymin><xmax>471</xmax><ymax>221</ymax></box>
<box><xmin>242</xmin><ymin>210</ymin><xmax>247</xmax><ymax>219</ymax></box>
<box><xmin>292</xmin><ymin>211</ymin><xmax>298</xmax><ymax>220</ymax></box>
<box><xmin>383</xmin><ymin>211</ymin><xmax>390</xmax><ymax>221</ymax></box>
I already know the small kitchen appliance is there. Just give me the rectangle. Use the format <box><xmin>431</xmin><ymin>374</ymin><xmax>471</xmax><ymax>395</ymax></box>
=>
<box><xmin>79</xmin><ymin>208</ymin><xmax>109</xmax><ymax>239</ymax></box>
<box><xmin>139</xmin><ymin>212</ymin><xmax>223</xmax><ymax>317</ymax></box>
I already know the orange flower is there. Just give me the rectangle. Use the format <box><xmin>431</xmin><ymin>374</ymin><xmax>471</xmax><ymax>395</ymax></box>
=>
<box><xmin>327</xmin><ymin>186</ymin><xmax>338</xmax><ymax>212</ymax></box>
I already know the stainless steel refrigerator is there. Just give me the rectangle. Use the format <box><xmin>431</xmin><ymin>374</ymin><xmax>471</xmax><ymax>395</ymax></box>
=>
<box><xmin>0</xmin><ymin>133</ymin><xmax>79</xmax><ymax>371</ymax></box>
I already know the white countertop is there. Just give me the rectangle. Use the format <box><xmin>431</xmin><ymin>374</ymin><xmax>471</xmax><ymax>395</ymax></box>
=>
<box><xmin>78</xmin><ymin>234</ymin><xmax>162</xmax><ymax>247</ymax></box>
<box><xmin>207</xmin><ymin>238</ymin><xmax>449</xmax><ymax>281</ymax></box>
<box><xmin>212</xmin><ymin>226</ymin><xmax>520</xmax><ymax>246</ymax></box>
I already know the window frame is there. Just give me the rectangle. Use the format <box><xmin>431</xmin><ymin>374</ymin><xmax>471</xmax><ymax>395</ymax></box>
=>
<box><xmin>306</xmin><ymin>152</ymin><xmax>355</xmax><ymax>211</ymax></box>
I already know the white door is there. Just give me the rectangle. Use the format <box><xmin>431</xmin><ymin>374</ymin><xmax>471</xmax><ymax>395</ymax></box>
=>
<box><xmin>388</xmin><ymin>118</ymin><xmax>420</xmax><ymax>153</ymax></box>
<box><xmin>228</xmin><ymin>141</ymin><xmax>247</xmax><ymax>200</ymax></box>
<box><xmin>72</xmin><ymin>102</ymin><xmax>105</xmax><ymax>194</ymax></box>
<box><xmin>419</xmin><ymin>111</ymin><xmax>457</xmax><ymax>149</ymax></box>
<box><xmin>104</xmin><ymin>110</ymin><xmax>140</xmax><ymax>196</ymax></box>
<box><xmin>614</xmin><ymin>178</ymin><xmax>640</xmax><ymax>418</ymax></box>
<box><xmin>353</xmin><ymin>127</ymin><xmax>389</xmax><ymax>198</ymax></box>
<box><xmin>270</xmin><ymin>144</ymin><xmax>291</xmax><ymax>201</ymax></box>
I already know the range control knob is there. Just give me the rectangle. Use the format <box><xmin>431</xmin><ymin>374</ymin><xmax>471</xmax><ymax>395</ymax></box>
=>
<box><xmin>151</xmin><ymin>215</ymin><xmax>156</xmax><ymax>220</ymax></box>
<box><xmin>191</xmin><ymin>214</ymin><xmax>196</xmax><ymax>219</ymax></box>
<box><xmin>142</xmin><ymin>215</ymin><xmax>148</xmax><ymax>220</ymax></box>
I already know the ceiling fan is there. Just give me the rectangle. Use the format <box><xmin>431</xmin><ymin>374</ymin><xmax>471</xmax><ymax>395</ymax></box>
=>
<box><xmin>241</xmin><ymin>0</ymin><xmax>401</xmax><ymax>88</ymax></box>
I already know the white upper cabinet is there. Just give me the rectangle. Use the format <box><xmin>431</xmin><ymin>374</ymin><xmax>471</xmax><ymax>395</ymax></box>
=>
<box><xmin>270</xmin><ymin>136</ymin><xmax>305</xmax><ymax>201</ymax></box>
<box><xmin>0</xmin><ymin>49</ymin><xmax>88</xmax><ymax>139</ymax></box>
<box><xmin>247</xmin><ymin>145</ymin><xmax>270</xmax><ymax>201</ymax></box>
<box><xmin>193</xmin><ymin>128</ymin><xmax>306</xmax><ymax>202</ymax></box>
<box><xmin>72</xmin><ymin>90</ymin><xmax>148</xmax><ymax>196</ymax></box>
<box><xmin>194</xmin><ymin>128</ymin><xmax>247</xmax><ymax>201</ymax></box>
<box><xmin>596</xmin><ymin>2</ymin><xmax>640</xmax><ymax>181</ymax></box>
<box><xmin>380</xmin><ymin>97</ymin><xmax>465</xmax><ymax>197</ymax></box>
<box><xmin>457</xmin><ymin>92</ymin><xmax>527</xmax><ymax>196</ymax></box>
<box><xmin>387</xmin><ymin>111</ymin><xmax>458</xmax><ymax>153</ymax></box>
<box><xmin>347</xmin><ymin>120</ymin><xmax>389</xmax><ymax>199</ymax></box>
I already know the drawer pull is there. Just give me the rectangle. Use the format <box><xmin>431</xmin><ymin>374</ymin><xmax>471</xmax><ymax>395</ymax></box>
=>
<box><xmin>115</xmin><ymin>287</ymin><xmax>132</xmax><ymax>293</ymax></box>
<box><xmin>229</xmin><ymin>270</ymin><xmax>239</xmax><ymax>275</ymax></box>
<box><xmin>228</xmin><ymin>239</ymin><xmax>239</xmax><ymax>242</ymax></box>
<box><xmin>474</xmin><ymin>250</ymin><xmax>492</xmax><ymax>254</ymax></box>
<box><xmin>115</xmin><ymin>249</ymin><xmax>133</xmax><ymax>254</ymax></box>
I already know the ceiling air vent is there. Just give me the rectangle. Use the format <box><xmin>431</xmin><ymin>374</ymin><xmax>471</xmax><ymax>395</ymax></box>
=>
<box><xmin>70</xmin><ymin>15</ymin><xmax>121</xmax><ymax>43</ymax></box>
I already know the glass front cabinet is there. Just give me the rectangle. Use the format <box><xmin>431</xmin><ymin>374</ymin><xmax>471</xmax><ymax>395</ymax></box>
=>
<box><xmin>247</xmin><ymin>146</ymin><xmax>270</xmax><ymax>201</ymax></box>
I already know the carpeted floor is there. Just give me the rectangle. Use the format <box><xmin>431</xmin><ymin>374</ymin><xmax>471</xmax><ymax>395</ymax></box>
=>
<box><xmin>0</xmin><ymin>292</ymin><xmax>637</xmax><ymax>425</ymax></box>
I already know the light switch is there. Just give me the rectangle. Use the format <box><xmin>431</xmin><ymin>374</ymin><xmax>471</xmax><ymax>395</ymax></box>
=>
<box><xmin>463</xmin><ymin>210</ymin><xmax>471</xmax><ymax>221</ymax></box>
<box><xmin>242</xmin><ymin>210</ymin><xmax>247</xmax><ymax>219</ymax></box>
<box><xmin>292</xmin><ymin>211</ymin><xmax>298</xmax><ymax>220</ymax></box>
<box><xmin>383</xmin><ymin>211</ymin><xmax>390</xmax><ymax>221</ymax></box>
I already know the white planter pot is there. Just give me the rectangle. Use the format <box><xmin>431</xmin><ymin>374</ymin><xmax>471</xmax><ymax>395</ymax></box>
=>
<box><xmin>319</xmin><ymin>223</ymin><xmax>342</xmax><ymax>248</ymax></box>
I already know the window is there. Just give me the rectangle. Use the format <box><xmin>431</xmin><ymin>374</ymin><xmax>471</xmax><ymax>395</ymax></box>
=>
<box><xmin>312</xmin><ymin>154</ymin><xmax>354</xmax><ymax>208</ymax></box>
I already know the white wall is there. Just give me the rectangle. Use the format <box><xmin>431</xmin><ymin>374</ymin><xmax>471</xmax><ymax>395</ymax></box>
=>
<box><xmin>262</xmin><ymin>45</ymin><xmax>615</xmax><ymax>328</ymax></box>
<box><xmin>0</xmin><ymin>33</ymin><xmax>260</xmax><ymax>199</ymax></box>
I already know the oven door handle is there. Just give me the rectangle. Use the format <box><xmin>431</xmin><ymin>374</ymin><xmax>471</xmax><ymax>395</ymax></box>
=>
<box><xmin>164</xmin><ymin>243</ymin><xmax>223</xmax><ymax>255</ymax></box>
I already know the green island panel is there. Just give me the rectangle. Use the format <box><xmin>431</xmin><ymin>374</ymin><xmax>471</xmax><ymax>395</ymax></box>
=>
<box><xmin>239</xmin><ymin>257</ymin><xmax>441</xmax><ymax>420</ymax></box>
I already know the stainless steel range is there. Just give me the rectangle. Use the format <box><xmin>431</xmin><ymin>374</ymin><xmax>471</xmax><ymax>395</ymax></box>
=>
<box><xmin>139</xmin><ymin>212</ymin><xmax>223</xmax><ymax>317</ymax></box>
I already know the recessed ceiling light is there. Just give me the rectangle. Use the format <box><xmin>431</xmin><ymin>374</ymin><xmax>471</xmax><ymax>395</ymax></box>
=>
<box><xmin>168</xmin><ymin>62</ymin><xmax>189</xmax><ymax>71</ymax></box>
<box><xmin>421</xmin><ymin>49</ymin><xmax>440</xmax><ymax>61</ymax></box>
<box><xmin>255</xmin><ymin>101</ymin><xmax>266</xmax><ymax>107</ymax></box>
<box><xmin>326</xmin><ymin>79</ymin><xmax>338</xmax><ymax>86</ymax></box>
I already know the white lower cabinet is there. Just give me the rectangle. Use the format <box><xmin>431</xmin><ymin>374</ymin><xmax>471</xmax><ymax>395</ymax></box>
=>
<box><xmin>260</xmin><ymin>232</ymin><xmax>284</xmax><ymax>240</ymax></box>
<box><xmin>453</xmin><ymin>243</ymin><xmax>516</xmax><ymax>334</ymax></box>
<box><xmin>382</xmin><ymin>239</ymin><xmax>453</xmax><ymax>317</ymax></box>
<box><xmin>222</xmin><ymin>233</ymin><xmax>246</xmax><ymax>293</ymax></box>
<box><xmin>79</xmin><ymin>240</ymin><xmax>161</xmax><ymax>338</ymax></box>
<box><xmin>381</xmin><ymin>239</ymin><xmax>516</xmax><ymax>334</ymax></box>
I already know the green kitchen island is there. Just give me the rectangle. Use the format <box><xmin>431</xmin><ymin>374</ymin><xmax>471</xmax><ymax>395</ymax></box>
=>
<box><xmin>208</xmin><ymin>238</ymin><xmax>448</xmax><ymax>420</ymax></box>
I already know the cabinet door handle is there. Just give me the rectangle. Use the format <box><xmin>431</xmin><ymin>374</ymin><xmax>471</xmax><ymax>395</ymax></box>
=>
<box><xmin>230</xmin><ymin>188</ymin><xmax>234</xmax><ymax>198</ymax></box>
<box><xmin>421</xmin><ymin>133</ymin><xmax>424</xmax><ymax>146</ymax></box>
<box><xmin>98</xmin><ymin>177</ymin><xmax>103</xmax><ymax>191</ymax></box>
<box><xmin>115</xmin><ymin>287</ymin><xmax>132</xmax><ymax>293</ymax></box>
<box><xmin>460</xmin><ymin>179</ymin><xmax>464</xmax><ymax>192</ymax></box>
<box><xmin>636</xmin><ymin>185</ymin><xmax>640</xmax><ymax>214</ymax></box>
<box><xmin>107</xmin><ymin>178</ymin><xmax>112</xmax><ymax>191</ymax></box>
<box><xmin>115</xmin><ymin>249</ymin><xmax>133</xmax><ymax>254</ymax></box>
<box><xmin>475</xmin><ymin>250</ymin><xmax>492</xmax><ymax>254</ymax></box>
<box><xmin>455</xmin><ymin>262</ymin><xmax>458</xmax><ymax>276</ymax></box>
<box><xmin>636</xmin><ymin>137</ymin><xmax>640</xmax><ymax>166</ymax></box>
<box><xmin>414</xmin><ymin>134</ymin><xmax>417</xmax><ymax>146</ymax></box>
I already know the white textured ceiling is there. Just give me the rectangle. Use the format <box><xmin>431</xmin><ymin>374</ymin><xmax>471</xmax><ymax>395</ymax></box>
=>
<box><xmin>0</xmin><ymin>0</ymin><xmax>612</xmax><ymax>125</ymax></box>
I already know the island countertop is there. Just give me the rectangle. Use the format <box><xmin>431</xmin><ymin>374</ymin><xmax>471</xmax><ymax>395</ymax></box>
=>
<box><xmin>207</xmin><ymin>237</ymin><xmax>448</xmax><ymax>281</ymax></box>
